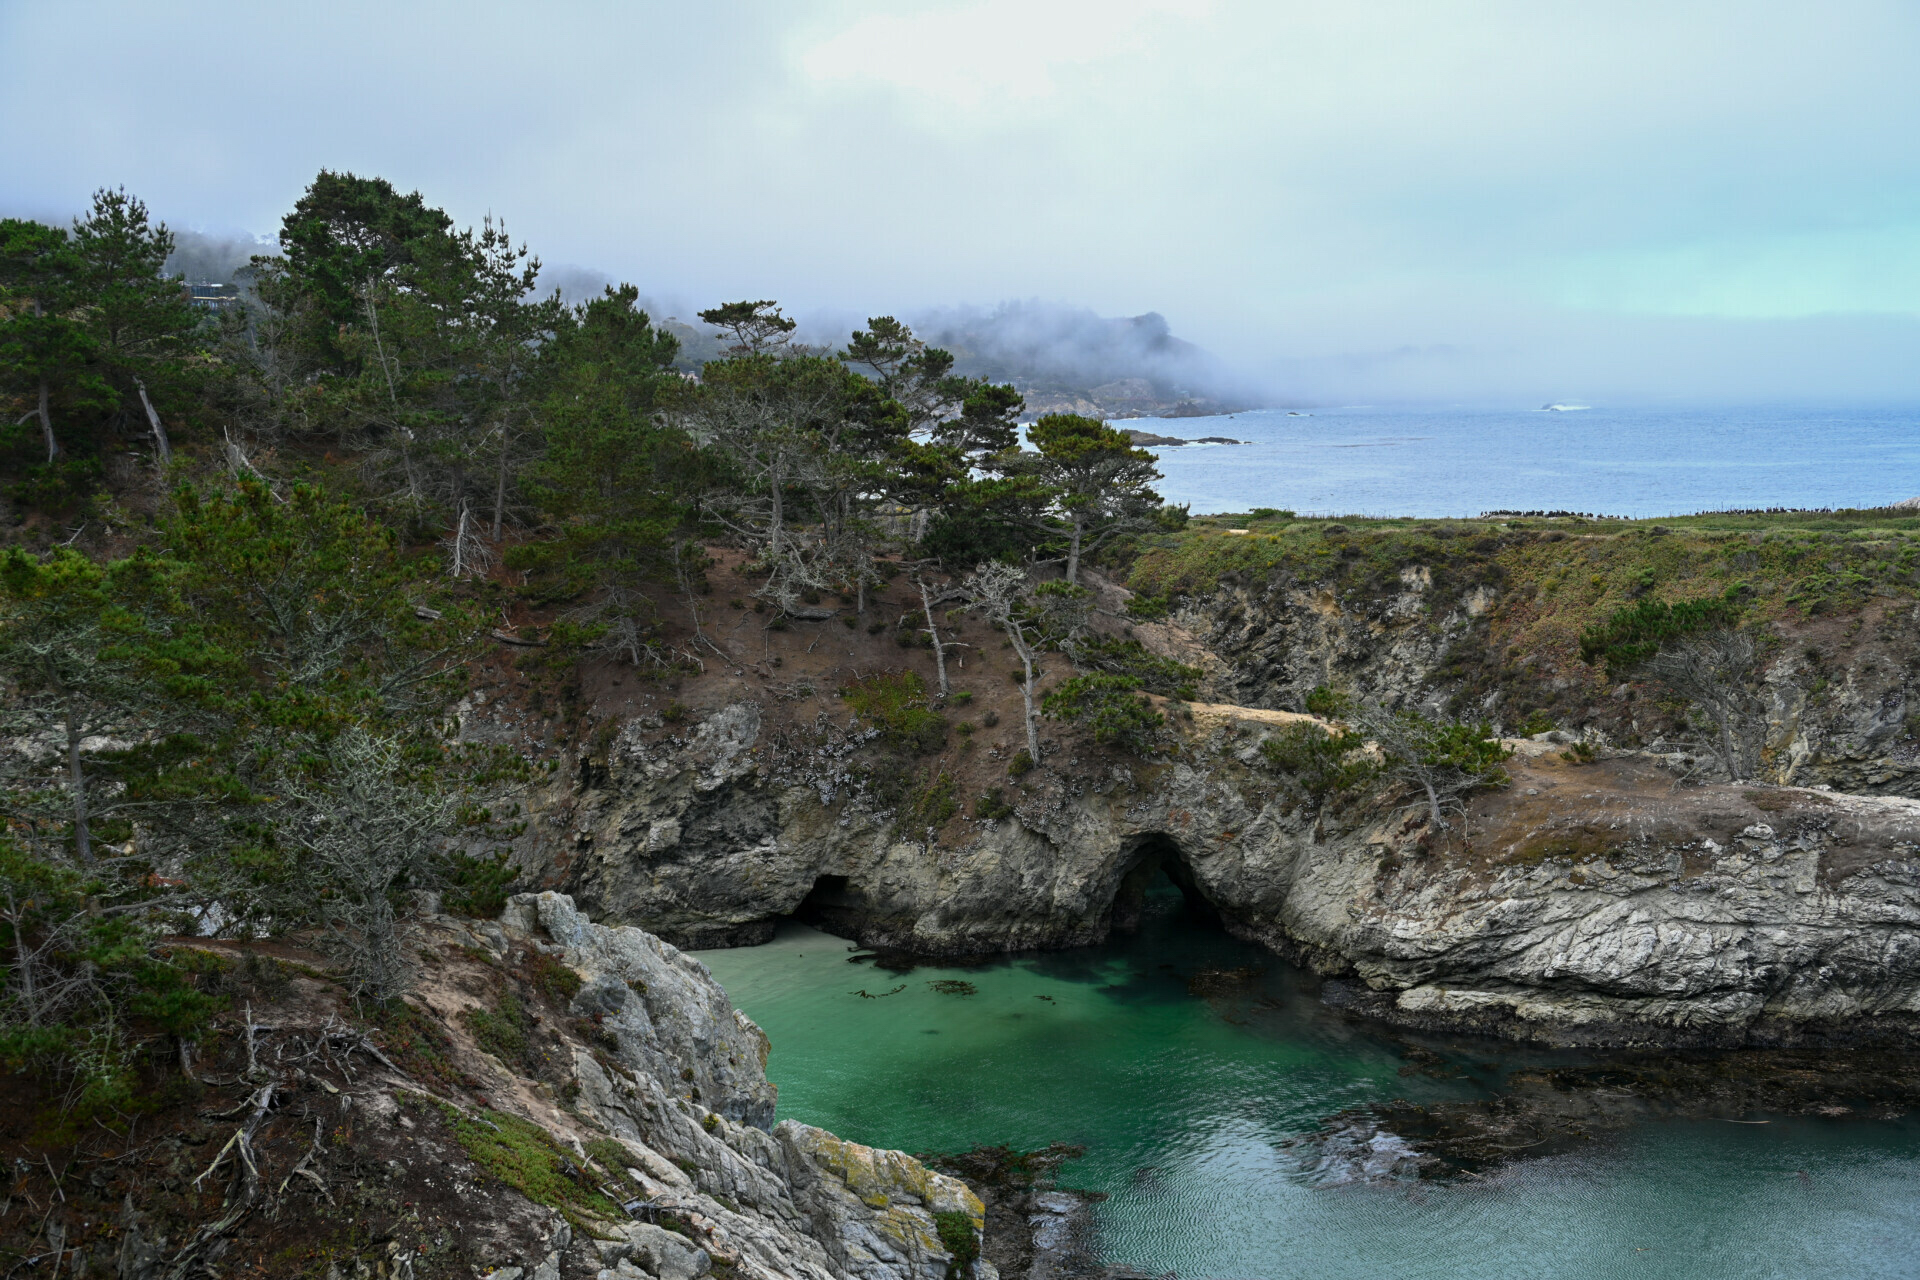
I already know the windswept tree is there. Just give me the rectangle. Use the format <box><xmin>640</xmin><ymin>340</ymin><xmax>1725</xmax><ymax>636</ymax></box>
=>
<box><xmin>513</xmin><ymin>286</ymin><xmax>703</xmax><ymax>664</ymax></box>
<box><xmin>69</xmin><ymin>187</ymin><xmax>203</xmax><ymax>466</ymax></box>
<box><xmin>270</xmin><ymin>169</ymin><xmax>456</xmax><ymax>361</ymax></box>
<box><xmin>1641</xmin><ymin>630</ymin><xmax>1769</xmax><ymax>782</ymax></box>
<box><xmin>237</xmin><ymin>172</ymin><xmax>558</xmax><ymax>544</ymax></box>
<box><xmin>689</xmin><ymin>349</ymin><xmax>907</xmax><ymax>614</ymax></box>
<box><xmin>837</xmin><ymin>316</ymin><xmax>1034</xmax><ymax>567</ymax></box>
<box><xmin>966</xmin><ymin>560</ymin><xmax>1045</xmax><ymax>762</ymax></box>
<box><xmin>1354</xmin><ymin>704</ymin><xmax>1512</xmax><ymax>831</ymax></box>
<box><xmin>1013</xmin><ymin>414</ymin><xmax>1170</xmax><ymax>584</ymax></box>
<box><xmin>699</xmin><ymin>299</ymin><xmax>797</xmax><ymax>356</ymax></box>
<box><xmin>1580</xmin><ymin>592</ymin><xmax>1765</xmax><ymax>782</ymax></box>
<box><xmin>0</xmin><ymin>548</ymin><xmax>173</xmax><ymax>870</ymax></box>
<box><xmin>0</xmin><ymin>218</ymin><xmax>107</xmax><ymax>467</ymax></box>
<box><xmin>277</xmin><ymin>728</ymin><xmax>453</xmax><ymax>1002</ymax></box>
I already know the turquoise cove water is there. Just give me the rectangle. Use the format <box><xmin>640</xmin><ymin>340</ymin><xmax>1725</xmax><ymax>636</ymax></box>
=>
<box><xmin>1131</xmin><ymin>403</ymin><xmax>1920</xmax><ymax>518</ymax></box>
<box><xmin>695</xmin><ymin>888</ymin><xmax>1920</xmax><ymax>1280</ymax></box>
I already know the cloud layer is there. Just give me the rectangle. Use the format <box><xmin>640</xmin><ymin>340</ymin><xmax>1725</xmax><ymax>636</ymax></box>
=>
<box><xmin>5</xmin><ymin>1</ymin><xmax>1918</xmax><ymax>402</ymax></box>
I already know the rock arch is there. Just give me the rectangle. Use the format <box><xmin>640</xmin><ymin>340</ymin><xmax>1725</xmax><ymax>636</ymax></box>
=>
<box><xmin>1107</xmin><ymin>832</ymin><xmax>1222</xmax><ymax>934</ymax></box>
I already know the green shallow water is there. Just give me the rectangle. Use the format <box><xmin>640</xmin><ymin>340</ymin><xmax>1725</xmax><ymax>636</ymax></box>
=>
<box><xmin>693</xmin><ymin>890</ymin><xmax>1920</xmax><ymax>1279</ymax></box>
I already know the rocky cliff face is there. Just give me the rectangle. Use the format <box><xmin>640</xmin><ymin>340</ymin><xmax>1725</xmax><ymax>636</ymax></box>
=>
<box><xmin>1170</xmin><ymin>554</ymin><xmax>1920</xmax><ymax>796</ymax></box>
<box><xmin>470</xmin><ymin>537</ymin><xmax>1920</xmax><ymax>1052</ymax></box>
<box><xmin>478</xmin><ymin>891</ymin><xmax>989</xmax><ymax>1280</ymax></box>
<box><xmin>54</xmin><ymin>892</ymin><xmax>989</xmax><ymax>1280</ymax></box>
<box><xmin>530</xmin><ymin>692</ymin><xmax>1920</xmax><ymax>1050</ymax></box>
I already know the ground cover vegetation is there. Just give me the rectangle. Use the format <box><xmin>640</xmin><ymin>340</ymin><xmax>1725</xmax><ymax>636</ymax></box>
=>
<box><xmin>1121</xmin><ymin>506</ymin><xmax>1920</xmax><ymax>770</ymax></box>
<box><xmin>0</xmin><ymin>170</ymin><xmax>1200</xmax><ymax>1127</ymax></box>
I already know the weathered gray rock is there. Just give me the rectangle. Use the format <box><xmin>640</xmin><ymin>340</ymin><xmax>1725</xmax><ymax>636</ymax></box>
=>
<box><xmin>496</xmin><ymin>893</ymin><xmax>985</xmax><ymax>1280</ymax></box>
<box><xmin>503</xmin><ymin>890</ymin><xmax>775</xmax><ymax>1127</ymax></box>
<box><xmin>532</xmin><ymin>692</ymin><xmax>1920</xmax><ymax>1047</ymax></box>
<box><xmin>624</xmin><ymin>1222</ymin><xmax>710</xmax><ymax>1279</ymax></box>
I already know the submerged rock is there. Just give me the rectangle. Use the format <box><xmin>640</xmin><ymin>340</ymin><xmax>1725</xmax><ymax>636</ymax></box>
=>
<box><xmin>1292</xmin><ymin>1042</ymin><xmax>1920</xmax><ymax>1182</ymax></box>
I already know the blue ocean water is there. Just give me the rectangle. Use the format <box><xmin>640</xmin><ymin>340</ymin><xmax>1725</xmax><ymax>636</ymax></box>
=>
<box><xmin>1130</xmin><ymin>403</ymin><xmax>1920</xmax><ymax>518</ymax></box>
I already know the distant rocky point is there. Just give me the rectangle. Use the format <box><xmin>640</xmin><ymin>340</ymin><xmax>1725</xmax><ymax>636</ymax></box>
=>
<box><xmin>1018</xmin><ymin>377</ymin><xmax>1250</xmax><ymax>423</ymax></box>
<box><xmin>1123</xmin><ymin>428</ymin><xmax>1251</xmax><ymax>447</ymax></box>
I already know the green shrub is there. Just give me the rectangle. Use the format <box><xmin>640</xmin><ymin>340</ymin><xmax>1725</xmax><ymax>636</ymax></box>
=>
<box><xmin>1514</xmin><ymin>709</ymin><xmax>1555</xmax><ymax>737</ymax></box>
<box><xmin>899</xmin><ymin>771</ymin><xmax>960</xmax><ymax>832</ymax></box>
<box><xmin>1124</xmin><ymin>593</ymin><xmax>1171</xmax><ymax>621</ymax></box>
<box><xmin>439</xmin><ymin>848</ymin><xmax>519</xmax><ymax>917</ymax></box>
<box><xmin>586</xmin><ymin>1137</ymin><xmax>641</xmax><ymax>1183</ymax></box>
<box><xmin>0</xmin><ymin>842</ymin><xmax>221</xmax><ymax>1122</ymax></box>
<box><xmin>1578</xmin><ymin>592</ymin><xmax>1744</xmax><ymax>672</ymax></box>
<box><xmin>1072</xmin><ymin>637</ymin><xmax>1202</xmax><ymax>698</ymax></box>
<box><xmin>974</xmin><ymin>787</ymin><xmax>1015</xmax><ymax>820</ymax></box>
<box><xmin>933</xmin><ymin>1210</ymin><xmax>980</xmax><ymax>1271</ymax></box>
<box><xmin>1303</xmin><ymin>684</ymin><xmax>1351</xmax><ymax>718</ymax></box>
<box><xmin>1007</xmin><ymin>749</ymin><xmax>1034</xmax><ymax>777</ymax></box>
<box><xmin>1259</xmin><ymin>722</ymin><xmax>1377</xmax><ymax>800</ymax></box>
<box><xmin>842</xmin><ymin>671</ymin><xmax>948</xmax><ymax>754</ymax></box>
<box><xmin>434</xmin><ymin>1102</ymin><xmax>624</xmax><ymax>1227</ymax></box>
<box><xmin>464</xmin><ymin>989</ymin><xmax>532</xmax><ymax>1066</ymax></box>
<box><xmin>526</xmin><ymin>950</ymin><xmax>583</xmax><ymax>1004</ymax></box>
<box><xmin>1042</xmin><ymin>674</ymin><xmax>1164</xmax><ymax>751</ymax></box>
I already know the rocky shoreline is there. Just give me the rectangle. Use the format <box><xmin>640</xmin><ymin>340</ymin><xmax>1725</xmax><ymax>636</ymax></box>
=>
<box><xmin>530</xmin><ymin>690</ymin><xmax>1920</xmax><ymax>1052</ymax></box>
<box><xmin>1295</xmin><ymin>1041</ymin><xmax>1920</xmax><ymax>1184</ymax></box>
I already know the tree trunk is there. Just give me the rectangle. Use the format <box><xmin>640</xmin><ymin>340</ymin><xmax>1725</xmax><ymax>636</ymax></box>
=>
<box><xmin>37</xmin><ymin>377</ymin><xmax>57</xmax><ymax>462</ymax></box>
<box><xmin>769</xmin><ymin>475</ymin><xmax>785</xmax><ymax>558</ymax></box>
<box><xmin>1422</xmin><ymin>776</ymin><xmax>1444</xmax><ymax>830</ymax></box>
<box><xmin>64</xmin><ymin>698</ymin><xmax>94</xmax><ymax>867</ymax></box>
<box><xmin>919</xmin><ymin>579</ymin><xmax>949</xmax><ymax>699</ymax></box>
<box><xmin>8</xmin><ymin>890</ymin><xmax>39</xmax><ymax>1025</ymax></box>
<box><xmin>136</xmin><ymin>379</ymin><xmax>171</xmax><ymax>468</ymax></box>
<box><xmin>1008</xmin><ymin>624</ymin><xmax>1041</xmax><ymax>760</ymax></box>
<box><xmin>450</xmin><ymin>505</ymin><xmax>468</xmax><ymax>579</ymax></box>
<box><xmin>1066</xmin><ymin>517</ymin><xmax>1083</xmax><ymax>585</ymax></box>
<box><xmin>28</xmin><ymin>297</ymin><xmax>58</xmax><ymax>462</ymax></box>
<box><xmin>1718</xmin><ymin>713</ymin><xmax>1741</xmax><ymax>782</ymax></box>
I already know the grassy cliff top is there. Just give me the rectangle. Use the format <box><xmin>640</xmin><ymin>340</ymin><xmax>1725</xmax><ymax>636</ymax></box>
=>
<box><xmin>1122</xmin><ymin>508</ymin><xmax>1920</xmax><ymax>707</ymax></box>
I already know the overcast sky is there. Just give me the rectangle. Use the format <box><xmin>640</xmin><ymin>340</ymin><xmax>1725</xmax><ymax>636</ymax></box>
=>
<box><xmin>4</xmin><ymin>0</ymin><xmax>1919</xmax><ymax>403</ymax></box>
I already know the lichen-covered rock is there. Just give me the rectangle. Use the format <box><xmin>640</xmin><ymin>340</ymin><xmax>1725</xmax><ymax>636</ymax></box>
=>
<box><xmin>496</xmin><ymin>893</ymin><xmax>984</xmax><ymax>1280</ymax></box>
<box><xmin>776</xmin><ymin>1122</ymin><xmax>984</xmax><ymax>1280</ymax></box>
<box><xmin>502</xmin><ymin>890</ymin><xmax>775</xmax><ymax>1127</ymax></box>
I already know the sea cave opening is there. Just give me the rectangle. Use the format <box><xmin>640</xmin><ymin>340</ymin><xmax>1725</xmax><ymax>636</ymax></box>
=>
<box><xmin>1110</xmin><ymin>833</ymin><xmax>1222</xmax><ymax>935</ymax></box>
<box><xmin>793</xmin><ymin>873</ymin><xmax>867</xmax><ymax>940</ymax></box>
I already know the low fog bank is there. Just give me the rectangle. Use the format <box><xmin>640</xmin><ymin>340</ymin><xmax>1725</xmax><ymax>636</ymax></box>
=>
<box><xmin>910</xmin><ymin>301</ymin><xmax>1259</xmax><ymax>407</ymax></box>
<box><xmin>1252</xmin><ymin>306</ymin><xmax>1920</xmax><ymax>408</ymax></box>
<box><xmin>75</xmin><ymin>232</ymin><xmax>1920</xmax><ymax>412</ymax></box>
<box><xmin>538</xmin><ymin>270</ymin><xmax>1267</xmax><ymax>414</ymax></box>
<box><xmin>162</xmin><ymin>228</ymin><xmax>276</xmax><ymax>284</ymax></box>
